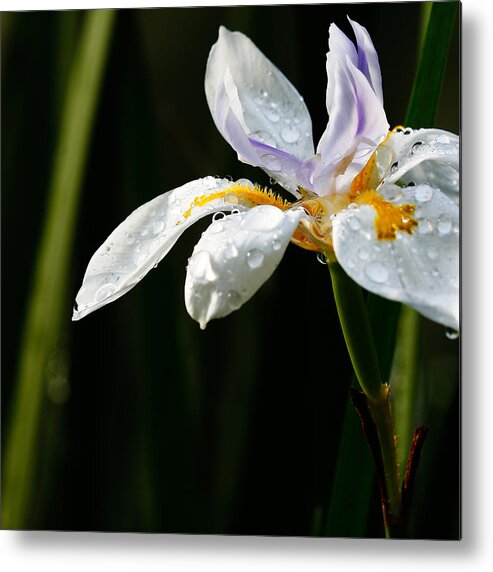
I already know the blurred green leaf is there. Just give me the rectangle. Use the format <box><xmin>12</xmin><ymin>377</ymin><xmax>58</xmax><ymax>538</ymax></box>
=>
<box><xmin>2</xmin><ymin>10</ymin><xmax>115</xmax><ymax>529</ymax></box>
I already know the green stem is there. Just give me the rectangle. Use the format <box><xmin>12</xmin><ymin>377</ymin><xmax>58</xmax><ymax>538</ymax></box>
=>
<box><xmin>367</xmin><ymin>386</ymin><xmax>401</xmax><ymax>537</ymax></box>
<box><xmin>328</xmin><ymin>260</ymin><xmax>400</xmax><ymax>536</ymax></box>
<box><xmin>2</xmin><ymin>10</ymin><xmax>115</xmax><ymax>529</ymax></box>
<box><xmin>327</xmin><ymin>259</ymin><xmax>382</xmax><ymax>401</ymax></box>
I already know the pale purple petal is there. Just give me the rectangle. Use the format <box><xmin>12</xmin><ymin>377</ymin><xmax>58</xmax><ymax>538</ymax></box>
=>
<box><xmin>313</xmin><ymin>24</ymin><xmax>389</xmax><ymax>196</ymax></box>
<box><xmin>205</xmin><ymin>27</ymin><xmax>315</xmax><ymax>195</ymax></box>
<box><xmin>348</xmin><ymin>18</ymin><xmax>384</xmax><ymax>103</ymax></box>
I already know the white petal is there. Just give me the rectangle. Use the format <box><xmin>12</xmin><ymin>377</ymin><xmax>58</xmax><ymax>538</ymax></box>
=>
<box><xmin>332</xmin><ymin>184</ymin><xmax>459</xmax><ymax>330</ymax></box>
<box><xmin>185</xmin><ymin>205</ymin><xmax>304</xmax><ymax>329</ymax></box>
<box><xmin>73</xmin><ymin>177</ymin><xmax>250</xmax><ymax>320</ymax></box>
<box><xmin>383</xmin><ymin>128</ymin><xmax>459</xmax><ymax>202</ymax></box>
<box><xmin>205</xmin><ymin>27</ymin><xmax>315</xmax><ymax>194</ymax></box>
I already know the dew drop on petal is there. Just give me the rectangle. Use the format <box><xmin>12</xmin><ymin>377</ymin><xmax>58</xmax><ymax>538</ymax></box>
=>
<box><xmin>252</xmin><ymin>130</ymin><xmax>276</xmax><ymax>147</ymax></box>
<box><xmin>272</xmin><ymin>239</ymin><xmax>282</xmax><ymax>251</ymax></box>
<box><xmin>235</xmin><ymin>178</ymin><xmax>254</xmax><ymax>189</ymax></box>
<box><xmin>246</xmin><ymin>249</ymin><xmax>265</xmax><ymax>269</ymax></box>
<box><xmin>95</xmin><ymin>283</ymin><xmax>116</xmax><ymax>303</ymax></box>
<box><xmin>364</xmin><ymin>261</ymin><xmax>389</xmax><ymax>283</ymax></box>
<box><xmin>316</xmin><ymin>252</ymin><xmax>327</xmax><ymax>265</ymax></box>
<box><xmin>260</xmin><ymin>154</ymin><xmax>282</xmax><ymax>172</ymax></box>
<box><xmin>358</xmin><ymin>247</ymin><xmax>369</xmax><ymax>260</ymax></box>
<box><xmin>225</xmin><ymin>193</ymin><xmax>239</xmax><ymax>205</ymax></box>
<box><xmin>445</xmin><ymin>328</ymin><xmax>459</xmax><ymax>340</ymax></box>
<box><xmin>264</xmin><ymin>108</ymin><xmax>280</xmax><ymax>123</ymax></box>
<box><xmin>227</xmin><ymin>289</ymin><xmax>242</xmax><ymax>310</ymax></box>
<box><xmin>281</xmin><ymin>125</ymin><xmax>300</xmax><ymax>143</ymax></box>
<box><xmin>437</xmin><ymin>214</ymin><xmax>452</xmax><ymax>235</ymax></box>
<box><xmin>347</xmin><ymin>216</ymin><xmax>361</xmax><ymax>231</ymax></box>
<box><xmin>427</xmin><ymin>246</ymin><xmax>438</xmax><ymax>260</ymax></box>
<box><xmin>411</xmin><ymin>141</ymin><xmax>423</xmax><ymax>154</ymax></box>
<box><xmin>152</xmin><ymin>219</ymin><xmax>165</xmax><ymax>234</ymax></box>
<box><xmin>415</xmin><ymin>186</ymin><xmax>433</xmax><ymax>203</ymax></box>
<box><xmin>213</xmin><ymin>211</ymin><xmax>226</xmax><ymax>221</ymax></box>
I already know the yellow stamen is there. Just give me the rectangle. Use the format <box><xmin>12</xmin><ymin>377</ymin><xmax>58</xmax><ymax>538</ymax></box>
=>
<box><xmin>354</xmin><ymin>190</ymin><xmax>418</xmax><ymax>240</ymax></box>
<box><xmin>349</xmin><ymin>129</ymin><xmax>418</xmax><ymax>240</ymax></box>
<box><xmin>181</xmin><ymin>182</ymin><xmax>291</xmax><ymax>220</ymax></box>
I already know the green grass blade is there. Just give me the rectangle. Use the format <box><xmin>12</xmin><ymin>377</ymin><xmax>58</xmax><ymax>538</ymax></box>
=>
<box><xmin>2</xmin><ymin>10</ymin><xmax>115</xmax><ymax>529</ymax></box>
<box><xmin>406</xmin><ymin>1</ymin><xmax>459</xmax><ymax>128</ymax></box>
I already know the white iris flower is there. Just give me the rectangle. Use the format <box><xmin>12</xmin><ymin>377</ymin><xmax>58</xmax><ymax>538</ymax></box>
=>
<box><xmin>73</xmin><ymin>20</ymin><xmax>459</xmax><ymax>331</ymax></box>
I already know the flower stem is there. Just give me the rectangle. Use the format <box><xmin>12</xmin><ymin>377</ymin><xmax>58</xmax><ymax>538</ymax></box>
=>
<box><xmin>327</xmin><ymin>259</ymin><xmax>401</xmax><ymax>537</ymax></box>
<box><xmin>327</xmin><ymin>259</ymin><xmax>382</xmax><ymax>401</ymax></box>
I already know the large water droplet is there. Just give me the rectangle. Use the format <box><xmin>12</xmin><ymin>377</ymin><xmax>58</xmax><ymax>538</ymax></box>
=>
<box><xmin>235</xmin><ymin>178</ymin><xmax>254</xmax><ymax>189</ymax></box>
<box><xmin>415</xmin><ymin>186</ymin><xmax>433</xmax><ymax>203</ymax></box>
<box><xmin>347</xmin><ymin>216</ymin><xmax>361</xmax><ymax>231</ymax></box>
<box><xmin>213</xmin><ymin>211</ymin><xmax>226</xmax><ymax>221</ymax></box>
<box><xmin>227</xmin><ymin>289</ymin><xmax>242</xmax><ymax>310</ymax></box>
<box><xmin>95</xmin><ymin>283</ymin><xmax>116</xmax><ymax>303</ymax></box>
<box><xmin>411</xmin><ymin>141</ymin><xmax>423</xmax><ymax>154</ymax></box>
<box><xmin>437</xmin><ymin>214</ymin><xmax>452</xmax><ymax>235</ymax></box>
<box><xmin>445</xmin><ymin>328</ymin><xmax>459</xmax><ymax>340</ymax></box>
<box><xmin>365</xmin><ymin>262</ymin><xmax>389</xmax><ymax>283</ymax></box>
<box><xmin>281</xmin><ymin>125</ymin><xmax>300</xmax><ymax>143</ymax></box>
<box><xmin>261</xmin><ymin>153</ymin><xmax>282</xmax><ymax>172</ymax></box>
<box><xmin>246</xmin><ymin>249</ymin><xmax>265</xmax><ymax>269</ymax></box>
<box><xmin>225</xmin><ymin>193</ymin><xmax>239</xmax><ymax>205</ymax></box>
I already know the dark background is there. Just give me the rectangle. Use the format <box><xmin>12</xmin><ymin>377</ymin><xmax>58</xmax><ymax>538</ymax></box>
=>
<box><xmin>1</xmin><ymin>3</ymin><xmax>459</xmax><ymax>537</ymax></box>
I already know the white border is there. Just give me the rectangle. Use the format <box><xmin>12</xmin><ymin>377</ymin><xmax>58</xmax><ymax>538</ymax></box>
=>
<box><xmin>2</xmin><ymin>0</ymin><xmax>493</xmax><ymax>570</ymax></box>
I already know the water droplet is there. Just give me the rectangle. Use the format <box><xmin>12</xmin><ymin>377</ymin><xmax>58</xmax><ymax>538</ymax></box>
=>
<box><xmin>225</xmin><ymin>193</ymin><xmax>239</xmax><ymax>205</ymax></box>
<box><xmin>190</xmin><ymin>251</ymin><xmax>217</xmax><ymax>283</ymax></box>
<box><xmin>235</xmin><ymin>178</ymin><xmax>254</xmax><ymax>189</ymax></box>
<box><xmin>213</xmin><ymin>211</ymin><xmax>226</xmax><ymax>221</ymax></box>
<box><xmin>390</xmin><ymin>162</ymin><xmax>399</xmax><ymax>173</ymax></box>
<box><xmin>437</xmin><ymin>214</ymin><xmax>452</xmax><ymax>235</ymax></box>
<box><xmin>246</xmin><ymin>249</ymin><xmax>265</xmax><ymax>269</ymax></box>
<box><xmin>227</xmin><ymin>289</ymin><xmax>242</xmax><ymax>310</ymax></box>
<box><xmin>316</xmin><ymin>252</ymin><xmax>327</xmax><ymax>265</ymax></box>
<box><xmin>435</xmin><ymin>134</ymin><xmax>450</xmax><ymax>144</ymax></box>
<box><xmin>264</xmin><ymin>108</ymin><xmax>280</xmax><ymax>123</ymax></box>
<box><xmin>73</xmin><ymin>301</ymin><xmax>79</xmax><ymax>312</ymax></box>
<box><xmin>140</xmin><ymin>229</ymin><xmax>149</xmax><ymax>237</ymax></box>
<box><xmin>411</xmin><ymin>141</ymin><xmax>423</xmax><ymax>154</ymax></box>
<box><xmin>445</xmin><ymin>328</ymin><xmax>459</xmax><ymax>340</ymax></box>
<box><xmin>404</xmin><ymin>128</ymin><xmax>413</xmax><ymax>135</ymax></box>
<box><xmin>281</xmin><ymin>125</ymin><xmax>300</xmax><ymax>144</ymax></box>
<box><xmin>427</xmin><ymin>246</ymin><xmax>438</xmax><ymax>260</ymax></box>
<box><xmin>260</xmin><ymin>153</ymin><xmax>282</xmax><ymax>172</ymax></box>
<box><xmin>153</xmin><ymin>219</ymin><xmax>164</xmax><ymax>234</ymax></box>
<box><xmin>358</xmin><ymin>247</ymin><xmax>369</xmax><ymax>260</ymax></box>
<box><xmin>252</xmin><ymin>130</ymin><xmax>276</xmax><ymax>147</ymax></box>
<box><xmin>365</xmin><ymin>262</ymin><xmax>389</xmax><ymax>283</ymax></box>
<box><xmin>95</xmin><ymin>283</ymin><xmax>116</xmax><ymax>303</ymax></box>
<box><xmin>415</xmin><ymin>186</ymin><xmax>433</xmax><ymax>202</ymax></box>
<box><xmin>272</xmin><ymin>239</ymin><xmax>282</xmax><ymax>251</ymax></box>
<box><xmin>431</xmin><ymin>267</ymin><xmax>440</xmax><ymax>277</ymax></box>
<box><xmin>407</xmin><ymin>181</ymin><xmax>416</xmax><ymax>187</ymax></box>
<box><xmin>347</xmin><ymin>216</ymin><xmax>361</xmax><ymax>231</ymax></box>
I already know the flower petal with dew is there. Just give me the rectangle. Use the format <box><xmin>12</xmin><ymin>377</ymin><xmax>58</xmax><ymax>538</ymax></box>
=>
<box><xmin>73</xmin><ymin>20</ymin><xmax>459</xmax><ymax>332</ymax></box>
<box><xmin>185</xmin><ymin>205</ymin><xmax>304</xmax><ymax>329</ymax></box>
